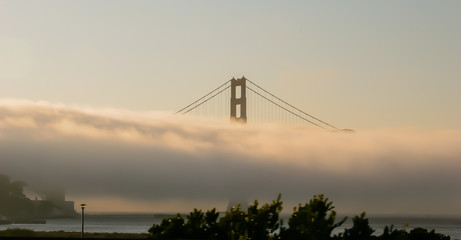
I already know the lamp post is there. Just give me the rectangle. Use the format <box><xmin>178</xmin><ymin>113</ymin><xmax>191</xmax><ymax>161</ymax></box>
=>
<box><xmin>80</xmin><ymin>204</ymin><xmax>86</xmax><ymax>239</ymax></box>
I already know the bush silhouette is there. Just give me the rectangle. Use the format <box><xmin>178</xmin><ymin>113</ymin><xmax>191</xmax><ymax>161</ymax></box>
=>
<box><xmin>407</xmin><ymin>227</ymin><xmax>450</xmax><ymax>240</ymax></box>
<box><xmin>246</xmin><ymin>194</ymin><xmax>282</xmax><ymax>240</ymax></box>
<box><xmin>148</xmin><ymin>194</ymin><xmax>451</xmax><ymax>240</ymax></box>
<box><xmin>342</xmin><ymin>212</ymin><xmax>374</xmax><ymax>240</ymax></box>
<box><xmin>185</xmin><ymin>209</ymin><xmax>206</xmax><ymax>238</ymax></box>
<box><xmin>149</xmin><ymin>214</ymin><xmax>186</xmax><ymax>239</ymax></box>
<box><xmin>279</xmin><ymin>194</ymin><xmax>346</xmax><ymax>240</ymax></box>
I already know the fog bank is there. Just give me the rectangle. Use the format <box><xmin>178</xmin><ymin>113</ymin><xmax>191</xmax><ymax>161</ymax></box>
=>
<box><xmin>1</xmin><ymin>99</ymin><xmax>460</xmax><ymax>214</ymax></box>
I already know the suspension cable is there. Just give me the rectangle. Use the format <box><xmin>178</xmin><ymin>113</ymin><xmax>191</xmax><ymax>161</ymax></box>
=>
<box><xmin>176</xmin><ymin>80</ymin><xmax>231</xmax><ymax>114</ymax></box>
<box><xmin>182</xmin><ymin>86</ymin><xmax>231</xmax><ymax>115</ymax></box>
<box><xmin>246</xmin><ymin>86</ymin><xmax>325</xmax><ymax>129</ymax></box>
<box><xmin>246</xmin><ymin>79</ymin><xmax>337</xmax><ymax>130</ymax></box>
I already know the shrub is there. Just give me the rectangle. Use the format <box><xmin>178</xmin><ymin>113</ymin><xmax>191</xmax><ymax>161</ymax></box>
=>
<box><xmin>279</xmin><ymin>194</ymin><xmax>346</xmax><ymax>240</ymax></box>
<box><xmin>342</xmin><ymin>212</ymin><xmax>374</xmax><ymax>240</ymax></box>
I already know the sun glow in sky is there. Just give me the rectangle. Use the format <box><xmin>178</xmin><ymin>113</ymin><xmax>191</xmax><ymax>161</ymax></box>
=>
<box><xmin>1</xmin><ymin>1</ymin><xmax>461</xmax><ymax>214</ymax></box>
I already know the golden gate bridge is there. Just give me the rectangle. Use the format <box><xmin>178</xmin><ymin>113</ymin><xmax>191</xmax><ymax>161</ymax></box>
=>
<box><xmin>176</xmin><ymin>77</ymin><xmax>340</xmax><ymax>130</ymax></box>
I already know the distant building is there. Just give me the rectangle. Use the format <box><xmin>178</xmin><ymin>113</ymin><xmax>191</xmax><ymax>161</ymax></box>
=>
<box><xmin>31</xmin><ymin>189</ymin><xmax>76</xmax><ymax>218</ymax></box>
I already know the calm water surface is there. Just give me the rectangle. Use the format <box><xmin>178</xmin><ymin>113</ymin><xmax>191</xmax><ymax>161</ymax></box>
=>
<box><xmin>1</xmin><ymin>214</ymin><xmax>460</xmax><ymax>239</ymax></box>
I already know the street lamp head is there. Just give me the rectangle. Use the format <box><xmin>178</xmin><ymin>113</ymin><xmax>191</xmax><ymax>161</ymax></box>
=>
<box><xmin>80</xmin><ymin>204</ymin><xmax>86</xmax><ymax>209</ymax></box>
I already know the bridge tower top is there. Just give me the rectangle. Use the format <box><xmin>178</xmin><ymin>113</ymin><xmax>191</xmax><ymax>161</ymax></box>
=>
<box><xmin>230</xmin><ymin>77</ymin><xmax>247</xmax><ymax>124</ymax></box>
<box><xmin>176</xmin><ymin>77</ymin><xmax>341</xmax><ymax>130</ymax></box>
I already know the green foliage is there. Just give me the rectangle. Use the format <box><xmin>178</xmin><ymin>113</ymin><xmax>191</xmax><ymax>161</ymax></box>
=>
<box><xmin>204</xmin><ymin>208</ymin><xmax>220</xmax><ymax>237</ymax></box>
<box><xmin>213</xmin><ymin>195</ymin><xmax>283</xmax><ymax>240</ymax></box>
<box><xmin>279</xmin><ymin>194</ymin><xmax>346</xmax><ymax>240</ymax></box>
<box><xmin>344</xmin><ymin>219</ymin><xmax>452</xmax><ymax>240</ymax></box>
<box><xmin>148</xmin><ymin>194</ymin><xmax>283</xmax><ymax>240</ymax></box>
<box><xmin>216</xmin><ymin>204</ymin><xmax>247</xmax><ymax>240</ymax></box>
<box><xmin>342</xmin><ymin>212</ymin><xmax>375</xmax><ymax>240</ymax></box>
<box><xmin>148</xmin><ymin>194</ymin><xmax>451</xmax><ymax>240</ymax></box>
<box><xmin>149</xmin><ymin>214</ymin><xmax>186</xmax><ymax>239</ymax></box>
<box><xmin>246</xmin><ymin>194</ymin><xmax>283</xmax><ymax>240</ymax></box>
<box><xmin>185</xmin><ymin>208</ymin><xmax>206</xmax><ymax>238</ymax></box>
<box><xmin>380</xmin><ymin>225</ymin><xmax>408</xmax><ymax>240</ymax></box>
<box><xmin>407</xmin><ymin>227</ymin><xmax>450</xmax><ymax>240</ymax></box>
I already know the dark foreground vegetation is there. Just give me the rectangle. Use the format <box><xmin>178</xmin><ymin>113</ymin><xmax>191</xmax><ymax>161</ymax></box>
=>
<box><xmin>148</xmin><ymin>194</ymin><xmax>450</xmax><ymax>240</ymax></box>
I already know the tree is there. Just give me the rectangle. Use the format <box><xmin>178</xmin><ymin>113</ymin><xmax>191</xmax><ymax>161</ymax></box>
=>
<box><xmin>185</xmin><ymin>208</ymin><xmax>206</xmax><ymax>238</ymax></box>
<box><xmin>280</xmin><ymin>194</ymin><xmax>346</xmax><ymax>240</ymax></box>
<box><xmin>246</xmin><ymin>194</ymin><xmax>283</xmax><ymax>240</ymax></box>
<box><xmin>408</xmin><ymin>227</ymin><xmax>450</xmax><ymax>240</ymax></box>
<box><xmin>204</xmin><ymin>208</ymin><xmax>220</xmax><ymax>238</ymax></box>
<box><xmin>216</xmin><ymin>204</ymin><xmax>248</xmax><ymax>240</ymax></box>
<box><xmin>147</xmin><ymin>194</ymin><xmax>452</xmax><ymax>240</ymax></box>
<box><xmin>379</xmin><ymin>225</ymin><xmax>407</xmax><ymax>240</ymax></box>
<box><xmin>342</xmin><ymin>212</ymin><xmax>374</xmax><ymax>240</ymax></box>
<box><xmin>148</xmin><ymin>214</ymin><xmax>186</xmax><ymax>239</ymax></box>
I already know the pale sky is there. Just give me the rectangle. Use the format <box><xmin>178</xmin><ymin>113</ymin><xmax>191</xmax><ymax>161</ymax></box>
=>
<box><xmin>1</xmin><ymin>0</ymin><xmax>461</xmax><ymax>130</ymax></box>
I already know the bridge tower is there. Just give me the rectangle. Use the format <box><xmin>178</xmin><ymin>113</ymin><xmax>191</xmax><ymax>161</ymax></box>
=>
<box><xmin>230</xmin><ymin>77</ymin><xmax>247</xmax><ymax>124</ymax></box>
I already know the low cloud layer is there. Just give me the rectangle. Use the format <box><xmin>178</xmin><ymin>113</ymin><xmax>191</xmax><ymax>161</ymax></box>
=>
<box><xmin>1</xmin><ymin>99</ymin><xmax>461</xmax><ymax>214</ymax></box>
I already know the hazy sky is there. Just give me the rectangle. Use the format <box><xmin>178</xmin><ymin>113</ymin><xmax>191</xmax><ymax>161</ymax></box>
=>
<box><xmin>1</xmin><ymin>0</ymin><xmax>460</xmax><ymax>129</ymax></box>
<box><xmin>1</xmin><ymin>1</ymin><xmax>461</xmax><ymax>214</ymax></box>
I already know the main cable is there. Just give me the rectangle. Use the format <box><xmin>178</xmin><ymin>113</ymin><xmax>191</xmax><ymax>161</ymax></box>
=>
<box><xmin>182</xmin><ymin>86</ymin><xmax>231</xmax><ymax>115</ymax></box>
<box><xmin>246</xmin><ymin>79</ymin><xmax>338</xmax><ymax>130</ymax></box>
<box><xmin>176</xmin><ymin>80</ymin><xmax>231</xmax><ymax>114</ymax></box>
<box><xmin>247</xmin><ymin>86</ymin><xmax>325</xmax><ymax>129</ymax></box>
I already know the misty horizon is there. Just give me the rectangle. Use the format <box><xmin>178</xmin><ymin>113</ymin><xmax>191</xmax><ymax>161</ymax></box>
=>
<box><xmin>1</xmin><ymin>99</ymin><xmax>460</xmax><ymax>215</ymax></box>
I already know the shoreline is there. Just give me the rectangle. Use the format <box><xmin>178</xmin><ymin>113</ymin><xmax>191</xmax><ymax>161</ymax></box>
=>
<box><xmin>0</xmin><ymin>229</ymin><xmax>148</xmax><ymax>239</ymax></box>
